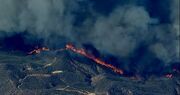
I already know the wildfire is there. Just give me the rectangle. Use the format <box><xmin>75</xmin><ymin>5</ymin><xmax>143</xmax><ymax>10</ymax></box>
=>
<box><xmin>28</xmin><ymin>47</ymin><xmax>50</xmax><ymax>54</ymax></box>
<box><xmin>165</xmin><ymin>74</ymin><xmax>173</xmax><ymax>78</ymax></box>
<box><xmin>65</xmin><ymin>44</ymin><xmax>124</xmax><ymax>75</ymax></box>
<box><xmin>28</xmin><ymin>43</ymin><xmax>123</xmax><ymax>75</ymax></box>
<box><xmin>28</xmin><ymin>43</ymin><xmax>180</xmax><ymax>77</ymax></box>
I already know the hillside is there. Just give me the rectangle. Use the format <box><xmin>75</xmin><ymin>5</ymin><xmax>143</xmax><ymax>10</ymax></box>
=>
<box><xmin>0</xmin><ymin>50</ymin><xmax>179</xmax><ymax>95</ymax></box>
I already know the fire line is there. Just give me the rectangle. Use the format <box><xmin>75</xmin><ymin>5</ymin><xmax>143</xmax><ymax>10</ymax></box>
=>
<box><xmin>28</xmin><ymin>43</ymin><xmax>124</xmax><ymax>75</ymax></box>
<box><xmin>28</xmin><ymin>47</ymin><xmax>50</xmax><ymax>54</ymax></box>
<box><xmin>65</xmin><ymin>44</ymin><xmax>124</xmax><ymax>75</ymax></box>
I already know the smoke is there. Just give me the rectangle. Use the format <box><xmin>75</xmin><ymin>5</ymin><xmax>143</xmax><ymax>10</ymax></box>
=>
<box><xmin>148</xmin><ymin>0</ymin><xmax>180</xmax><ymax>64</ymax></box>
<box><xmin>88</xmin><ymin>6</ymin><xmax>151</xmax><ymax>57</ymax></box>
<box><xmin>0</xmin><ymin>0</ymin><xmax>179</xmax><ymax>65</ymax></box>
<box><xmin>171</xmin><ymin>0</ymin><xmax>180</xmax><ymax>61</ymax></box>
<box><xmin>0</xmin><ymin>0</ymin><xmax>78</xmax><ymax>39</ymax></box>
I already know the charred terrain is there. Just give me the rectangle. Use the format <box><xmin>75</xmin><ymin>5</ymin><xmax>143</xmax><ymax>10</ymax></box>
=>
<box><xmin>0</xmin><ymin>0</ymin><xmax>179</xmax><ymax>95</ymax></box>
<box><xmin>0</xmin><ymin>47</ymin><xmax>179</xmax><ymax>95</ymax></box>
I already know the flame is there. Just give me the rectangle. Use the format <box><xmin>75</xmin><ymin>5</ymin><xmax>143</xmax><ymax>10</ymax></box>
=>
<box><xmin>28</xmin><ymin>47</ymin><xmax>49</xmax><ymax>54</ymax></box>
<box><xmin>28</xmin><ymin>43</ymin><xmax>123</xmax><ymax>75</ymax></box>
<box><xmin>65</xmin><ymin>44</ymin><xmax>124</xmax><ymax>74</ymax></box>
<box><xmin>165</xmin><ymin>74</ymin><xmax>173</xmax><ymax>78</ymax></box>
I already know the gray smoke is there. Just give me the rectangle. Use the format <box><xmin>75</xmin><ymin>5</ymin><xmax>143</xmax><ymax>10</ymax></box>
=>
<box><xmin>0</xmin><ymin>0</ymin><xmax>179</xmax><ymax>64</ymax></box>
<box><xmin>149</xmin><ymin>0</ymin><xmax>180</xmax><ymax>64</ymax></box>
<box><xmin>88</xmin><ymin>6</ymin><xmax>151</xmax><ymax>57</ymax></box>
<box><xmin>0</xmin><ymin>0</ymin><xmax>78</xmax><ymax>38</ymax></box>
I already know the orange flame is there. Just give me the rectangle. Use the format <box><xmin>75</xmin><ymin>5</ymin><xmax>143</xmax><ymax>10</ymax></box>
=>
<box><xmin>28</xmin><ymin>43</ymin><xmax>123</xmax><ymax>75</ymax></box>
<box><xmin>65</xmin><ymin>44</ymin><xmax>124</xmax><ymax>74</ymax></box>
<box><xmin>28</xmin><ymin>47</ymin><xmax>49</xmax><ymax>54</ymax></box>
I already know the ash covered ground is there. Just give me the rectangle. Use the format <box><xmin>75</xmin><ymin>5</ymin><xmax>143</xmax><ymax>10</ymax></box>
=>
<box><xmin>0</xmin><ymin>0</ymin><xmax>180</xmax><ymax>95</ymax></box>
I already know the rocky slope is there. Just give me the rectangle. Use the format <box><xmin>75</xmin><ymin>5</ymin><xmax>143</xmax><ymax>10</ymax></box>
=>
<box><xmin>0</xmin><ymin>50</ymin><xmax>179</xmax><ymax>95</ymax></box>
